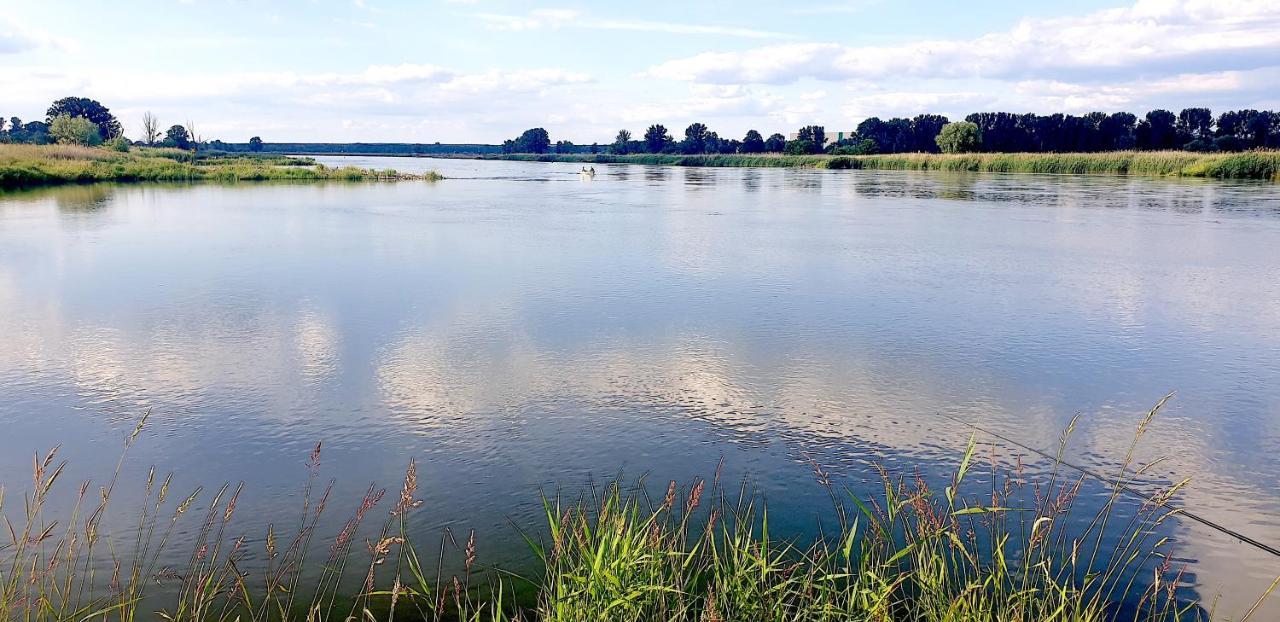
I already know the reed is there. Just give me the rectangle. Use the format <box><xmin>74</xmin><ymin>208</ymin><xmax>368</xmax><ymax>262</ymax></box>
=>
<box><xmin>0</xmin><ymin>398</ymin><xmax>1274</xmax><ymax>621</ymax></box>
<box><xmin>0</xmin><ymin>145</ymin><xmax>444</xmax><ymax>189</ymax></box>
<box><xmin>480</xmin><ymin>151</ymin><xmax>1280</xmax><ymax>180</ymax></box>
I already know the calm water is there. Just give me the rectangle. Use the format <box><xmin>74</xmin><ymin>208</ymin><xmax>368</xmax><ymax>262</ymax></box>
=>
<box><xmin>2</xmin><ymin>157</ymin><xmax>1279</xmax><ymax>614</ymax></box>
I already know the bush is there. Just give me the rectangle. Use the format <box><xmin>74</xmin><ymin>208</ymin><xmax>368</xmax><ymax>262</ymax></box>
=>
<box><xmin>1213</xmin><ymin>136</ymin><xmax>1244</xmax><ymax>152</ymax></box>
<box><xmin>830</xmin><ymin>138</ymin><xmax>879</xmax><ymax>156</ymax></box>
<box><xmin>107</xmin><ymin>137</ymin><xmax>131</xmax><ymax>152</ymax></box>
<box><xmin>784</xmin><ymin>139</ymin><xmax>815</xmax><ymax>155</ymax></box>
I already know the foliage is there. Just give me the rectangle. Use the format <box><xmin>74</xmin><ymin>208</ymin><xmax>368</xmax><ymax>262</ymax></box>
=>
<box><xmin>795</xmin><ymin>126</ymin><xmax>826</xmax><ymax>153</ymax></box>
<box><xmin>49</xmin><ymin>115</ymin><xmax>104</xmax><ymax>146</ymax></box>
<box><xmin>511</xmin><ymin>128</ymin><xmax>552</xmax><ymax>154</ymax></box>
<box><xmin>784</xmin><ymin>139</ymin><xmax>815</xmax><ymax>156</ymax></box>
<box><xmin>106</xmin><ymin>137</ymin><xmax>131</xmax><ymax>152</ymax></box>
<box><xmin>643</xmin><ymin>124</ymin><xmax>671</xmax><ymax>153</ymax></box>
<box><xmin>935</xmin><ymin>122</ymin><xmax>981</xmax><ymax>154</ymax></box>
<box><xmin>165</xmin><ymin>125</ymin><xmax>192</xmax><ymax>150</ymax></box>
<box><xmin>46</xmin><ymin>96</ymin><xmax>122</xmax><ymax>140</ymax></box>
<box><xmin>248</xmin><ymin>136</ymin><xmax>264</xmax><ymax>152</ymax></box>
<box><xmin>742</xmin><ymin>130</ymin><xmax>765</xmax><ymax>154</ymax></box>
<box><xmin>764</xmin><ymin>133</ymin><xmax>786</xmax><ymax>152</ymax></box>
<box><xmin>611</xmin><ymin>129</ymin><xmax>632</xmax><ymax>155</ymax></box>
<box><xmin>682</xmin><ymin>123</ymin><xmax>709</xmax><ymax>154</ymax></box>
<box><xmin>831</xmin><ymin>138</ymin><xmax>879</xmax><ymax>156</ymax></box>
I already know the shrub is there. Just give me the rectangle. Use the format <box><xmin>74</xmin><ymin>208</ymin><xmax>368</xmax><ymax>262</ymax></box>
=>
<box><xmin>784</xmin><ymin>139</ymin><xmax>815</xmax><ymax>156</ymax></box>
<box><xmin>107</xmin><ymin>137</ymin><xmax>131</xmax><ymax>152</ymax></box>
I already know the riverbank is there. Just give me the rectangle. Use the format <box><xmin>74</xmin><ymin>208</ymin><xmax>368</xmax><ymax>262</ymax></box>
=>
<box><xmin>0</xmin><ymin>144</ymin><xmax>443</xmax><ymax>189</ymax></box>
<box><xmin>473</xmin><ymin>150</ymin><xmax>1280</xmax><ymax>180</ymax></box>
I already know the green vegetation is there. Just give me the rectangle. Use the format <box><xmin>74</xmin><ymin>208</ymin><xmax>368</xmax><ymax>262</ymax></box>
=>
<box><xmin>0</xmin><ymin>144</ymin><xmax>443</xmax><ymax>190</ymax></box>
<box><xmin>49</xmin><ymin>115</ymin><xmax>103</xmax><ymax>147</ymax></box>
<box><xmin>481</xmin><ymin>150</ymin><xmax>1280</xmax><ymax>180</ymax></box>
<box><xmin>2</xmin><ymin>400</ymin><xmax>1276</xmax><ymax>621</ymax></box>
<box><xmin>936</xmin><ymin>122</ymin><xmax>981</xmax><ymax>154</ymax></box>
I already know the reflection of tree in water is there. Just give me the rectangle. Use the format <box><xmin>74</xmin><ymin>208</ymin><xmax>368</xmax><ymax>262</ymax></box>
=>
<box><xmin>52</xmin><ymin>184</ymin><xmax>116</xmax><ymax>213</ymax></box>
<box><xmin>782</xmin><ymin>170</ymin><xmax>824</xmax><ymax>194</ymax></box>
<box><xmin>0</xmin><ymin>184</ymin><xmax>117</xmax><ymax>215</ymax></box>
<box><xmin>643</xmin><ymin>166</ymin><xmax>668</xmax><ymax>184</ymax></box>
<box><xmin>681</xmin><ymin>167</ymin><xmax>715</xmax><ymax>188</ymax></box>
<box><xmin>854</xmin><ymin>171</ymin><xmax>980</xmax><ymax>202</ymax></box>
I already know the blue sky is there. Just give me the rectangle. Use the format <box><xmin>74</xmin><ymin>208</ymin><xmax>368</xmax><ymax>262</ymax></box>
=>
<box><xmin>3</xmin><ymin>0</ymin><xmax>1279</xmax><ymax>142</ymax></box>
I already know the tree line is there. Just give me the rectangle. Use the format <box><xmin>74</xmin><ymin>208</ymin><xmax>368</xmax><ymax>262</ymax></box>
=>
<box><xmin>1</xmin><ymin>96</ymin><xmax>265</xmax><ymax>153</ymax></box>
<box><xmin>5</xmin><ymin>96</ymin><xmax>1279</xmax><ymax>157</ymax></box>
<box><xmin>501</xmin><ymin>108</ymin><xmax>1280</xmax><ymax>156</ymax></box>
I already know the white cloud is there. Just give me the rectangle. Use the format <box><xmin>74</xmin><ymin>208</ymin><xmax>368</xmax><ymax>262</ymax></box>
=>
<box><xmin>644</xmin><ymin>0</ymin><xmax>1280</xmax><ymax>84</ymax></box>
<box><xmin>0</xmin><ymin>18</ymin><xmax>76</xmax><ymax>54</ymax></box>
<box><xmin>0</xmin><ymin>60</ymin><xmax>596</xmax><ymax>141</ymax></box>
<box><xmin>475</xmin><ymin>9</ymin><xmax>792</xmax><ymax>39</ymax></box>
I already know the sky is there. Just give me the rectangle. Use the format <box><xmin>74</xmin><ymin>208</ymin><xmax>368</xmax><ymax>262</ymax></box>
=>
<box><xmin>3</xmin><ymin>0</ymin><xmax>1280</xmax><ymax>143</ymax></box>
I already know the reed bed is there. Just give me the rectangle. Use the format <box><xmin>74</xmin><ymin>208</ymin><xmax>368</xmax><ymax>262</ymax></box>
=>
<box><xmin>0</xmin><ymin>145</ymin><xmax>443</xmax><ymax>189</ymax></box>
<box><xmin>1</xmin><ymin>398</ymin><xmax>1275</xmax><ymax>621</ymax></box>
<box><xmin>484</xmin><ymin>151</ymin><xmax>1280</xmax><ymax>180</ymax></box>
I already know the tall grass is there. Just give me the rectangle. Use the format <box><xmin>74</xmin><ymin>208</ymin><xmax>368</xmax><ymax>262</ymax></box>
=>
<box><xmin>0</xmin><ymin>145</ymin><xmax>443</xmax><ymax>190</ymax></box>
<box><xmin>1</xmin><ymin>398</ymin><xmax>1275</xmax><ymax>621</ymax></box>
<box><xmin>482</xmin><ymin>151</ymin><xmax>1280</xmax><ymax>180</ymax></box>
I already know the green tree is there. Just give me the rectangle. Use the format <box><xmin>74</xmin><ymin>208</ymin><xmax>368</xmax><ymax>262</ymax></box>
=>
<box><xmin>165</xmin><ymin>124</ymin><xmax>191</xmax><ymax>150</ymax></box>
<box><xmin>643</xmin><ymin>124</ymin><xmax>670</xmax><ymax>153</ymax></box>
<box><xmin>49</xmin><ymin>115</ymin><xmax>103</xmax><ymax>146</ymax></box>
<box><xmin>935</xmin><ymin>121</ymin><xmax>980</xmax><ymax>153</ymax></box>
<box><xmin>6</xmin><ymin>117</ymin><xmax>23</xmax><ymax>142</ymax></box>
<box><xmin>764</xmin><ymin>133</ymin><xmax>786</xmax><ymax>152</ymax></box>
<box><xmin>741</xmin><ymin>129</ymin><xmax>765</xmax><ymax>153</ymax></box>
<box><xmin>515</xmin><ymin>127</ymin><xmax>551</xmax><ymax>153</ymax></box>
<box><xmin>612</xmin><ymin>129</ymin><xmax>632</xmax><ymax>154</ymax></box>
<box><xmin>795</xmin><ymin>126</ymin><xmax>825</xmax><ymax>153</ymax></box>
<box><xmin>1177</xmin><ymin>108</ymin><xmax>1213</xmax><ymax>143</ymax></box>
<box><xmin>554</xmin><ymin>140</ymin><xmax>575</xmax><ymax>154</ymax></box>
<box><xmin>682</xmin><ymin>123</ymin><xmax>708</xmax><ymax>154</ymax></box>
<box><xmin>17</xmin><ymin>121</ymin><xmax>51</xmax><ymax>144</ymax></box>
<box><xmin>1136</xmin><ymin>109</ymin><xmax>1177</xmax><ymax>150</ymax></box>
<box><xmin>248</xmin><ymin>136</ymin><xmax>264</xmax><ymax>152</ymax></box>
<box><xmin>703</xmin><ymin>130</ymin><xmax>722</xmax><ymax>154</ymax></box>
<box><xmin>46</xmin><ymin>97</ymin><xmax>121</xmax><ymax>140</ymax></box>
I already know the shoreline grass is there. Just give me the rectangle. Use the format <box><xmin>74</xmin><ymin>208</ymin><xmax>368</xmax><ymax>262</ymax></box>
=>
<box><xmin>0</xmin><ymin>144</ymin><xmax>444</xmax><ymax>190</ymax></box>
<box><xmin>3</xmin><ymin>398</ymin><xmax>1274</xmax><ymax>621</ymax></box>
<box><xmin>465</xmin><ymin>150</ymin><xmax>1280</xmax><ymax>180</ymax></box>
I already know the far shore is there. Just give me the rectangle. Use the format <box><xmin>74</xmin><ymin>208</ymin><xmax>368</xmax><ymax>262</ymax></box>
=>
<box><xmin>432</xmin><ymin>150</ymin><xmax>1280</xmax><ymax>180</ymax></box>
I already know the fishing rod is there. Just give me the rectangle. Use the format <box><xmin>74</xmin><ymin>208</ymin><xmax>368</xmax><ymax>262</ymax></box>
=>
<box><xmin>936</xmin><ymin>412</ymin><xmax>1280</xmax><ymax>560</ymax></box>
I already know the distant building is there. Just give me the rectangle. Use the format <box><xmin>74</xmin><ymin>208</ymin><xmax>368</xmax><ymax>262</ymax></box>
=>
<box><xmin>787</xmin><ymin>130</ymin><xmax>856</xmax><ymax>146</ymax></box>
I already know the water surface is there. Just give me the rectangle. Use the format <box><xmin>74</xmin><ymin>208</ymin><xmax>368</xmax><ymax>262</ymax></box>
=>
<box><xmin>1</xmin><ymin>158</ymin><xmax>1278</xmax><ymax>614</ymax></box>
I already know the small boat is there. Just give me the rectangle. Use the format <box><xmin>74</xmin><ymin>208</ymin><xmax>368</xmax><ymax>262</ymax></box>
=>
<box><xmin>579</xmin><ymin>166</ymin><xmax>596</xmax><ymax>180</ymax></box>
